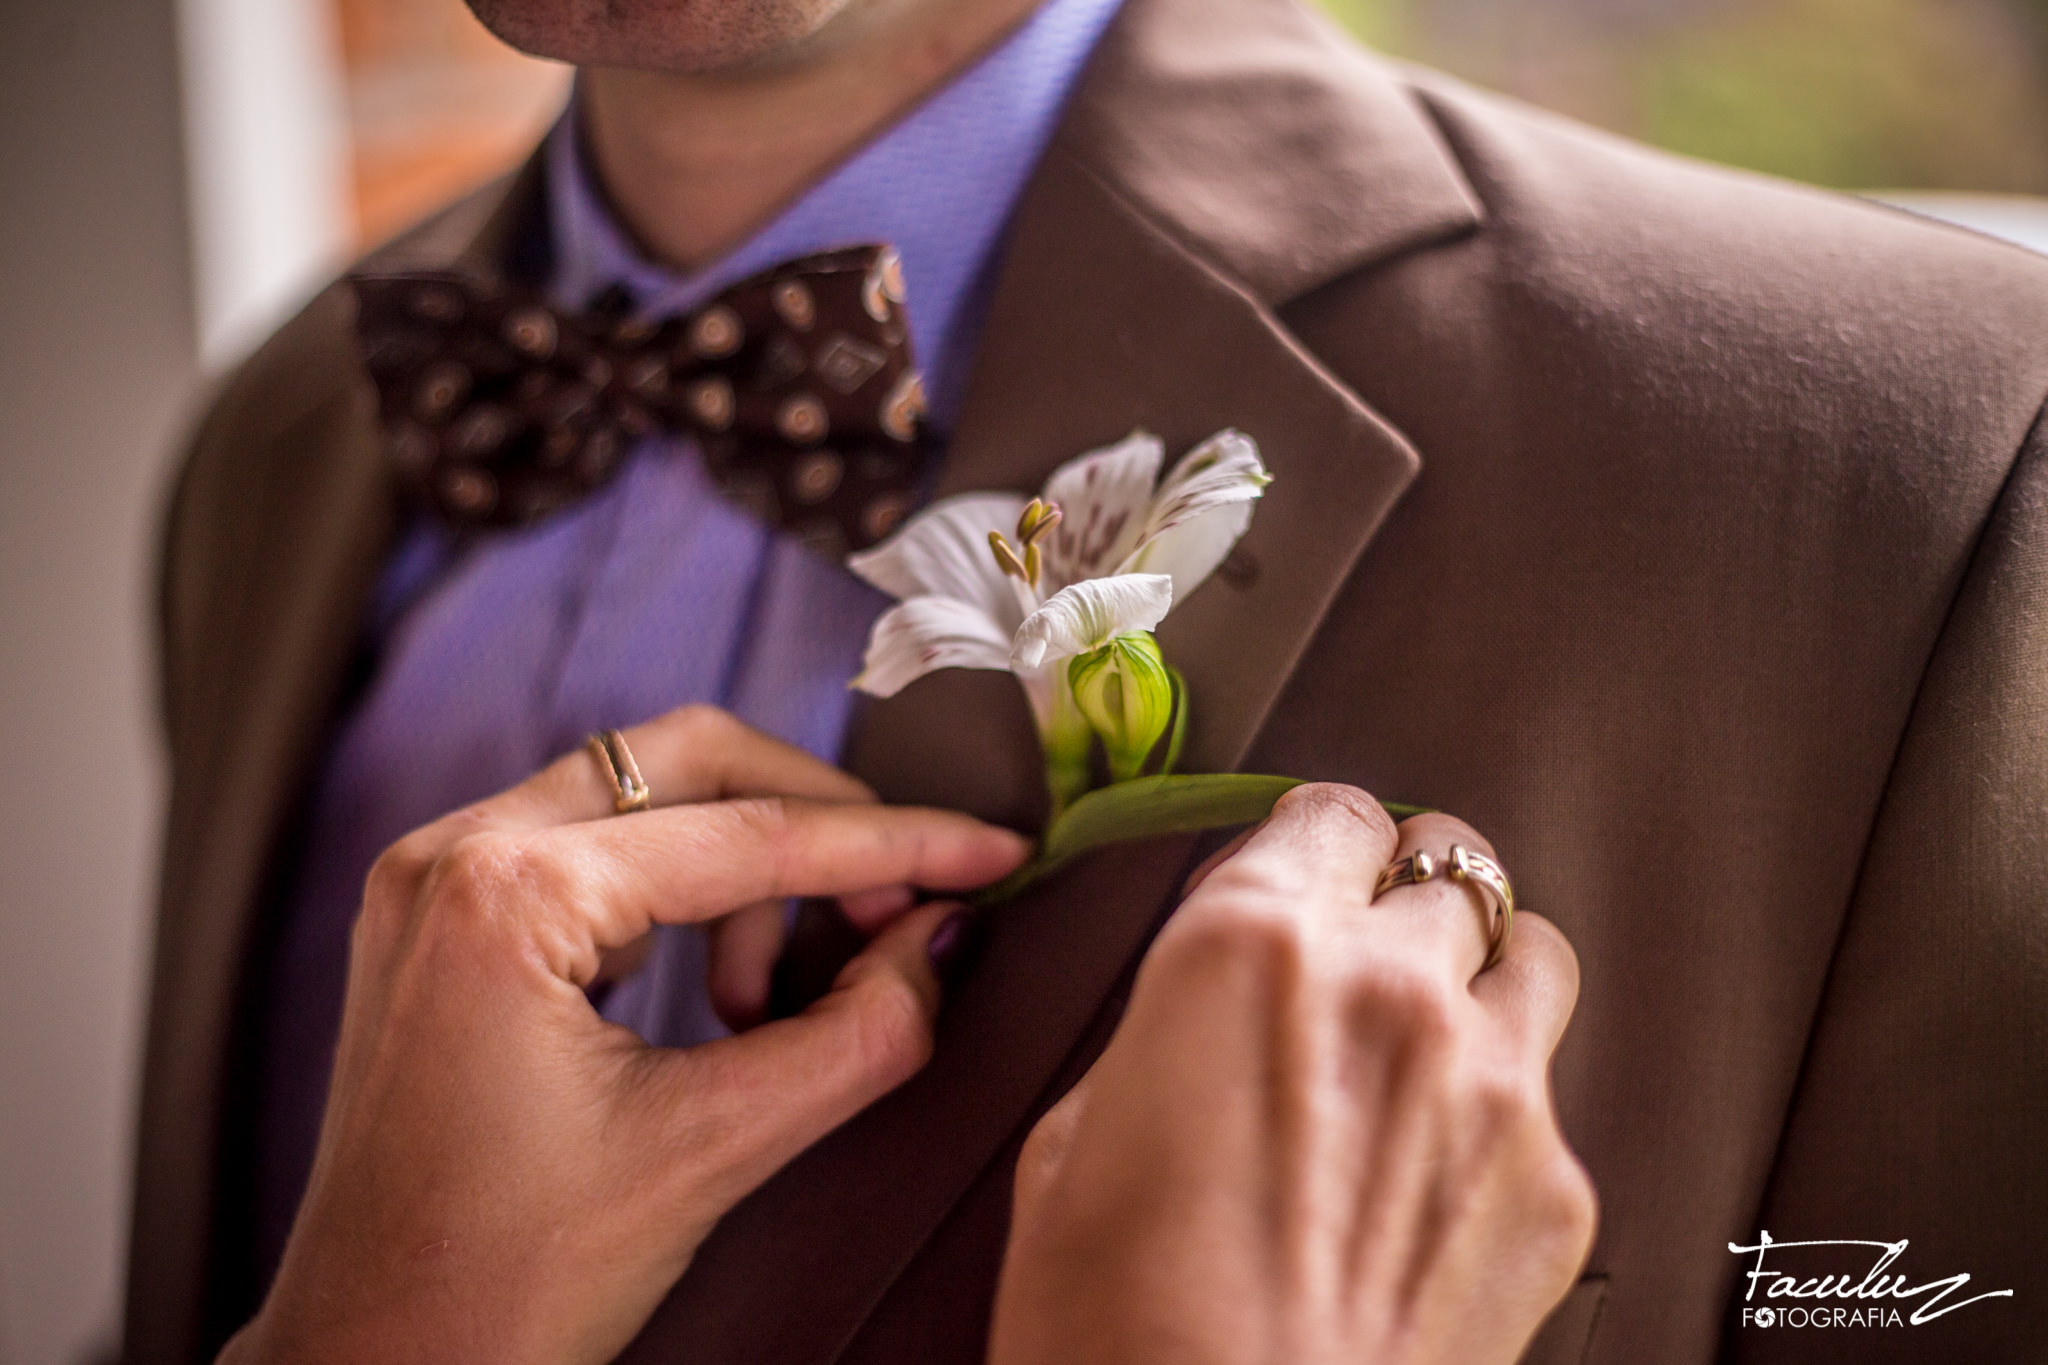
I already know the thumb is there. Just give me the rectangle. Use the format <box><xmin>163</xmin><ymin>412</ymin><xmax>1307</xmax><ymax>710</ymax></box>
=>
<box><xmin>630</xmin><ymin>901</ymin><xmax>955</xmax><ymax>1224</ymax></box>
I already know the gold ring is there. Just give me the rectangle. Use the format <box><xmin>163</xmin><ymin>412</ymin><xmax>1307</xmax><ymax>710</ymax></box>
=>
<box><xmin>1371</xmin><ymin>843</ymin><xmax>1514</xmax><ymax>969</ymax></box>
<box><xmin>587</xmin><ymin>729</ymin><xmax>651</xmax><ymax>814</ymax></box>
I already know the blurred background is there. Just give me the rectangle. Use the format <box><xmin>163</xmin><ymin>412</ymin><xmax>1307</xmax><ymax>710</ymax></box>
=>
<box><xmin>2</xmin><ymin>0</ymin><xmax>2045</xmax><ymax>1360</ymax></box>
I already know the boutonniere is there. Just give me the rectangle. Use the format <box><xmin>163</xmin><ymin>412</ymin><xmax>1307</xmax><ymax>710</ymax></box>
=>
<box><xmin>849</xmin><ymin>429</ymin><xmax>1418</xmax><ymax>902</ymax></box>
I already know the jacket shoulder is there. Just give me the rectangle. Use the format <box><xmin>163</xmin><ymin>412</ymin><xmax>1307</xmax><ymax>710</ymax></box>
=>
<box><xmin>180</xmin><ymin>168</ymin><xmax>519</xmax><ymax>489</ymax></box>
<box><xmin>1393</xmin><ymin>67</ymin><xmax>2048</xmax><ymax>395</ymax></box>
<box><xmin>191</xmin><ymin>167</ymin><xmax>527</xmax><ymax>455</ymax></box>
<box><xmin>1282</xmin><ymin>66</ymin><xmax>2048</xmax><ymax>714</ymax></box>
<box><xmin>155</xmin><ymin>170</ymin><xmax>522</xmax><ymax>736</ymax></box>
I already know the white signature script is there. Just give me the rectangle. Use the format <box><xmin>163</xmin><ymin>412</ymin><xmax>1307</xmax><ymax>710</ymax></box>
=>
<box><xmin>1729</xmin><ymin>1231</ymin><xmax>2014</xmax><ymax>1326</ymax></box>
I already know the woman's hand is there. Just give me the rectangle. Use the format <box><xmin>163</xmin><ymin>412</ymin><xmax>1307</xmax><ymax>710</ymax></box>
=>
<box><xmin>991</xmin><ymin>784</ymin><xmax>1595</xmax><ymax>1365</ymax></box>
<box><xmin>221</xmin><ymin>705</ymin><xmax>1030</xmax><ymax>1365</ymax></box>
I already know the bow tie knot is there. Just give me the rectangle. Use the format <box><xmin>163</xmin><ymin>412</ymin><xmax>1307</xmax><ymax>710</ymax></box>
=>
<box><xmin>351</xmin><ymin>244</ymin><xmax>929</xmax><ymax>555</ymax></box>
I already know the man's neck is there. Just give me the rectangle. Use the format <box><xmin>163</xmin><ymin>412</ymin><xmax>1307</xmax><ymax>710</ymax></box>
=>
<box><xmin>578</xmin><ymin>0</ymin><xmax>1051</xmax><ymax>271</ymax></box>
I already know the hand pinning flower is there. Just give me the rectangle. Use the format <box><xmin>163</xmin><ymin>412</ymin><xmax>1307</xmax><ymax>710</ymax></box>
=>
<box><xmin>848</xmin><ymin>429</ymin><xmax>1270</xmax><ymax>812</ymax></box>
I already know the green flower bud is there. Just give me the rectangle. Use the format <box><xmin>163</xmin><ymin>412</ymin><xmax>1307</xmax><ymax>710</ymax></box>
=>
<box><xmin>1068</xmin><ymin>630</ymin><xmax>1175</xmax><ymax>783</ymax></box>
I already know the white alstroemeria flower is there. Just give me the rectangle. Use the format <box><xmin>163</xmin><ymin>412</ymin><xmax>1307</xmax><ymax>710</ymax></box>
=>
<box><xmin>847</xmin><ymin>430</ymin><xmax>1270</xmax><ymax>805</ymax></box>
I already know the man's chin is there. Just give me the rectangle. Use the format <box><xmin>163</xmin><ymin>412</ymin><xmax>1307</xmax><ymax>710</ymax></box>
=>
<box><xmin>463</xmin><ymin>0</ymin><xmax>865</xmax><ymax>74</ymax></box>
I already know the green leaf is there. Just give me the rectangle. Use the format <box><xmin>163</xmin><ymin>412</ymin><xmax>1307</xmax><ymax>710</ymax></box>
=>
<box><xmin>972</xmin><ymin>774</ymin><xmax>1431</xmax><ymax>907</ymax></box>
<box><xmin>973</xmin><ymin>773</ymin><xmax>1294</xmax><ymax>905</ymax></box>
<box><xmin>1044</xmin><ymin>773</ymin><xmax>1301</xmax><ymax>863</ymax></box>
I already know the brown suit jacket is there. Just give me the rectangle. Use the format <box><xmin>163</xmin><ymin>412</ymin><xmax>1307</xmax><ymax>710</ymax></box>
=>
<box><xmin>126</xmin><ymin>0</ymin><xmax>2048</xmax><ymax>1360</ymax></box>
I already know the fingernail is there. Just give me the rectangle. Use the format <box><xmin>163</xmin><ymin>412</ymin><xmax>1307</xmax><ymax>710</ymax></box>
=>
<box><xmin>927</xmin><ymin>909</ymin><xmax>973</xmax><ymax>976</ymax></box>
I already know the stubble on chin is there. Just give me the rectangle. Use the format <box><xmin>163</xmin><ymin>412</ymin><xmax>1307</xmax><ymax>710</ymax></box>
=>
<box><xmin>464</xmin><ymin>0</ymin><xmax>863</xmax><ymax>74</ymax></box>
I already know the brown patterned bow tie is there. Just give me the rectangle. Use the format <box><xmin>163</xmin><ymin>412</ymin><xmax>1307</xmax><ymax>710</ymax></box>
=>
<box><xmin>350</xmin><ymin>244</ymin><xmax>929</xmax><ymax>555</ymax></box>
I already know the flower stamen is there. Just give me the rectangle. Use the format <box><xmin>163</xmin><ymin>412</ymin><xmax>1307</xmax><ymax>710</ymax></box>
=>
<box><xmin>992</xmin><ymin>501</ymin><xmax>1065</xmax><ymax>588</ymax></box>
<box><xmin>1017</xmin><ymin>500</ymin><xmax>1062</xmax><ymax>586</ymax></box>
<box><xmin>988</xmin><ymin>530</ymin><xmax>1032</xmax><ymax>583</ymax></box>
<box><xmin>1017</xmin><ymin>498</ymin><xmax>1061</xmax><ymax>546</ymax></box>
<box><xmin>1022</xmin><ymin>504</ymin><xmax>1061</xmax><ymax>546</ymax></box>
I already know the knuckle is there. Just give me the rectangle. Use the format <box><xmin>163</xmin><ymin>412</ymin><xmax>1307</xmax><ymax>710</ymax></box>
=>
<box><xmin>1014</xmin><ymin>1097</ymin><xmax>1082</xmax><ymax>1211</ymax></box>
<box><xmin>1516</xmin><ymin>912</ymin><xmax>1582</xmax><ymax>993</ymax></box>
<box><xmin>1454</xmin><ymin>1058</ymin><xmax>1596</xmax><ymax>1263</ymax></box>
<box><xmin>364</xmin><ymin>832</ymin><xmax>436</xmax><ymax>910</ymax></box>
<box><xmin>728</xmin><ymin>793</ymin><xmax>792</xmax><ymax>837</ymax></box>
<box><xmin>668</xmin><ymin>704</ymin><xmax>748</xmax><ymax>762</ymax></box>
<box><xmin>1189</xmin><ymin>847</ymin><xmax>1307</xmax><ymax>904</ymax></box>
<box><xmin>426</xmin><ymin>830</ymin><xmax>566</xmax><ymax>940</ymax></box>
<box><xmin>1531</xmin><ymin>1149</ymin><xmax>1601</xmax><ymax>1265</ymax></box>
<box><xmin>645</xmin><ymin>703</ymin><xmax>740</xmax><ymax>780</ymax></box>
<box><xmin>843</xmin><ymin>970</ymin><xmax>934</xmax><ymax>1080</ymax></box>
<box><xmin>1463</xmin><ymin>1057</ymin><xmax>1541</xmax><ymax>1133</ymax></box>
<box><xmin>355</xmin><ymin>831</ymin><xmax>446</xmax><ymax>954</ymax></box>
<box><xmin>1162</xmin><ymin>894</ymin><xmax>1317</xmax><ymax>998</ymax></box>
<box><xmin>725</xmin><ymin>796</ymin><xmax>795</xmax><ymax>866</ymax></box>
<box><xmin>1271</xmin><ymin>782</ymin><xmax>1398</xmax><ymax>848</ymax></box>
<box><xmin>1348</xmin><ymin>955</ymin><xmax>1461</xmax><ymax>1049</ymax></box>
<box><xmin>1016</xmin><ymin>1112</ymin><xmax>1060</xmax><ymax>1175</ymax></box>
<box><xmin>672</xmin><ymin>701</ymin><xmax>734</xmax><ymax>738</ymax></box>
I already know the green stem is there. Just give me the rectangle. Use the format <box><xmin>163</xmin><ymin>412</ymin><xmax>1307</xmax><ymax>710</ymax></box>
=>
<box><xmin>1040</xmin><ymin>687</ymin><xmax>1094</xmax><ymax>821</ymax></box>
<box><xmin>974</xmin><ymin>774</ymin><xmax>1431</xmax><ymax>909</ymax></box>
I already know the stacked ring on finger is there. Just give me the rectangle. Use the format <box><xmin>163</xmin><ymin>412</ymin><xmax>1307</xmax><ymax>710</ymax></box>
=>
<box><xmin>587</xmin><ymin>728</ymin><xmax>652</xmax><ymax>814</ymax></box>
<box><xmin>1371</xmin><ymin>844</ymin><xmax>1514</xmax><ymax>969</ymax></box>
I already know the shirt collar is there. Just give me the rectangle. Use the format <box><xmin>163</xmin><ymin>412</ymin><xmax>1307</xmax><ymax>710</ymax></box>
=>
<box><xmin>548</xmin><ymin>0</ymin><xmax>1125</xmax><ymax>429</ymax></box>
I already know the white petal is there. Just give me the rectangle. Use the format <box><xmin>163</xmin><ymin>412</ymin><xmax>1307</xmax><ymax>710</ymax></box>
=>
<box><xmin>846</xmin><ymin>493</ymin><xmax>1030</xmax><ymax>633</ymax></box>
<box><xmin>1118</xmin><ymin>429</ymin><xmax>1270</xmax><ymax>597</ymax></box>
<box><xmin>852</xmin><ymin>597</ymin><xmax>1015</xmax><ymax>697</ymax></box>
<box><xmin>1137</xmin><ymin>429</ymin><xmax>1269</xmax><ymax>544</ymax></box>
<box><xmin>1010</xmin><ymin>574</ymin><xmax>1173</xmax><ymax>671</ymax></box>
<box><xmin>1121</xmin><ymin>499</ymin><xmax>1256</xmax><ymax>600</ymax></box>
<box><xmin>1039</xmin><ymin>431</ymin><xmax>1163</xmax><ymax>589</ymax></box>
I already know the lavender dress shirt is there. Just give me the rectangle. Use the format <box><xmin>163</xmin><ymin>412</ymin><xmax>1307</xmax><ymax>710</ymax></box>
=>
<box><xmin>251</xmin><ymin>0</ymin><xmax>1124</xmax><ymax>1280</ymax></box>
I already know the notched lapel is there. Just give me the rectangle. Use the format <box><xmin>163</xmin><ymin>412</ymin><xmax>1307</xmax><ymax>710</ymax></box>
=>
<box><xmin>836</xmin><ymin>0</ymin><xmax>1490</xmax><ymax>825</ymax></box>
<box><xmin>635</xmin><ymin>144</ymin><xmax>1431</xmax><ymax>1365</ymax></box>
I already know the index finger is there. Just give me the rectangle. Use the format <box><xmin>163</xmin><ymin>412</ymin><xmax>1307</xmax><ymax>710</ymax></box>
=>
<box><xmin>1186</xmin><ymin>783</ymin><xmax>1399</xmax><ymax>916</ymax></box>
<box><xmin>518</xmin><ymin>797</ymin><xmax>1032</xmax><ymax>958</ymax></box>
<box><xmin>407</xmin><ymin>706</ymin><xmax>876</xmax><ymax>866</ymax></box>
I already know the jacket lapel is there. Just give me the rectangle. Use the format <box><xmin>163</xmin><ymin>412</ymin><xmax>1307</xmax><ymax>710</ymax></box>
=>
<box><xmin>625</xmin><ymin>1</ymin><xmax>1482</xmax><ymax>1360</ymax></box>
<box><xmin>127</xmin><ymin>170</ymin><xmax>541</xmax><ymax>1364</ymax></box>
<box><xmin>842</xmin><ymin>0</ymin><xmax>1485</xmax><ymax>816</ymax></box>
<box><xmin>131</xmin><ymin>314</ymin><xmax>402</xmax><ymax>1362</ymax></box>
<box><xmin>838</xmin><ymin>145</ymin><xmax>1441</xmax><ymax>818</ymax></box>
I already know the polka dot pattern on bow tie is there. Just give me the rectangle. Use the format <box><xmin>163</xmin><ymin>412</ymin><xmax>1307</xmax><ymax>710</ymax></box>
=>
<box><xmin>350</xmin><ymin>244</ymin><xmax>929</xmax><ymax>555</ymax></box>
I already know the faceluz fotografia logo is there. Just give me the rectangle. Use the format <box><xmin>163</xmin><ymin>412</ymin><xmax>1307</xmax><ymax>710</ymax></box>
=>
<box><xmin>1731</xmin><ymin>1231</ymin><xmax>2014</xmax><ymax>1330</ymax></box>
